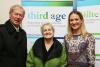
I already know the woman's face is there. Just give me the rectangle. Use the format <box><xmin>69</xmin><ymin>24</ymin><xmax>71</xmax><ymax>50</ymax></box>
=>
<box><xmin>69</xmin><ymin>13</ymin><xmax>83</xmax><ymax>31</ymax></box>
<box><xmin>42</xmin><ymin>25</ymin><xmax>54</xmax><ymax>39</ymax></box>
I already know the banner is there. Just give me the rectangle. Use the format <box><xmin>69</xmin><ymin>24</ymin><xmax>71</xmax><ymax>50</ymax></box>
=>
<box><xmin>77</xmin><ymin>0</ymin><xmax>100</xmax><ymax>59</ymax></box>
<box><xmin>22</xmin><ymin>0</ymin><xmax>73</xmax><ymax>52</ymax></box>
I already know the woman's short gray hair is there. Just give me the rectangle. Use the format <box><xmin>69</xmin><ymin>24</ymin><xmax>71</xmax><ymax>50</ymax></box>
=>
<box><xmin>41</xmin><ymin>23</ymin><xmax>55</xmax><ymax>34</ymax></box>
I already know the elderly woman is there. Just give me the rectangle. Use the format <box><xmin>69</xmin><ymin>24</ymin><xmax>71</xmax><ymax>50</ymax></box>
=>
<box><xmin>26</xmin><ymin>23</ymin><xmax>67</xmax><ymax>67</ymax></box>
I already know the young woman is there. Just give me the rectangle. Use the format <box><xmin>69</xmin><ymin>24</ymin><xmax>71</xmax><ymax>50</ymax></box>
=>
<box><xmin>26</xmin><ymin>23</ymin><xmax>67</xmax><ymax>67</ymax></box>
<box><xmin>64</xmin><ymin>11</ymin><xmax>95</xmax><ymax>67</ymax></box>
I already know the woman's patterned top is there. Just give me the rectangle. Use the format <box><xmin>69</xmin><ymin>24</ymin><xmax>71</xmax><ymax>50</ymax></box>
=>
<box><xmin>64</xmin><ymin>33</ymin><xmax>95</xmax><ymax>67</ymax></box>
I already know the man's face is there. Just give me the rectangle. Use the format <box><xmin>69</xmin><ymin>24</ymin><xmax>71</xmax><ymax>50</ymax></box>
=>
<box><xmin>9</xmin><ymin>7</ymin><xmax>24</xmax><ymax>27</ymax></box>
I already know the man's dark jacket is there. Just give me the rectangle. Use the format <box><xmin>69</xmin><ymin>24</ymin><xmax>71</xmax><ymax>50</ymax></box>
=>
<box><xmin>0</xmin><ymin>20</ymin><xmax>27</xmax><ymax>67</ymax></box>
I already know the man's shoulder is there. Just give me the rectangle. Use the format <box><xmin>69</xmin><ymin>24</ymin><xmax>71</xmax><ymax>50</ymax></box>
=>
<box><xmin>0</xmin><ymin>24</ymin><xmax>6</xmax><ymax>34</ymax></box>
<box><xmin>0</xmin><ymin>24</ymin><xmax>5</xmax><ymax>27</ymax></box>
<box><xmin>0</xmin><ymin>24</ymin><xmax>6</xmax><ymax>30</ymax></box>
<box><xmin>20</xmin><ymin>28</ymin><xmax>26</xmax><ymax>34</ymax></box>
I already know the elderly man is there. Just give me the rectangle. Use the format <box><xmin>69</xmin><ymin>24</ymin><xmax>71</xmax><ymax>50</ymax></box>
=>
<box><xmin>0</xmin><ymin>5</ymin><xmax>27</xmax><ymax>67</ymax></box>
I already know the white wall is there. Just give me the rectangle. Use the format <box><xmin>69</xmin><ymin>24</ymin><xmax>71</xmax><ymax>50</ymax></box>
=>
<box><xmin>96</xmin><ymin>60</ymin><xmax>100</xmax><ymax>67</ymax></box>
<box><xmin>0</xmin><ymin>0</ymin><xmax>20</xmax><ymax>24</ymax></box>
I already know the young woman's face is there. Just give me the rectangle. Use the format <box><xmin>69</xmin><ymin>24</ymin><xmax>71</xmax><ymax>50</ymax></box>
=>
<box><xmin>69</xmin><ymin>13</ymin><xmax>83</xmax><ymax>30</ymax></box>
<box><xmin>42</xmin><ymin>25</ymin><xmax>54</xmax><ymax>39</ymax></box>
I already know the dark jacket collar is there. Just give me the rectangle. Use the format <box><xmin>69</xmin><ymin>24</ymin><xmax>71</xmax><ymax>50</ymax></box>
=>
<box><xmin>5</xmin><ymin>19</ymin><xmax>22</xmax><ymax>34</ymax></box>
<box><xmin>33</xmin><ymin>37</ymin><xmax>63</xmax><ymax>62</ymax></box>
